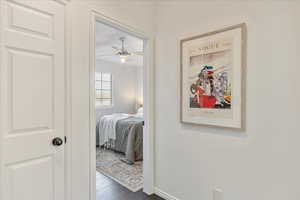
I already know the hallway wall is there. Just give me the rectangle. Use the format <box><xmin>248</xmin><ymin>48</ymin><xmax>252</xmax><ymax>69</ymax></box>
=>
<box><xmin>69</xmin><ymin>1</ymin><xmax>300</xmax><ymax>200</ymax></box>
<box><xmin>154</xmin><ymin>1</ymin><xmax>300</xmax><ymax>200</ymax></box>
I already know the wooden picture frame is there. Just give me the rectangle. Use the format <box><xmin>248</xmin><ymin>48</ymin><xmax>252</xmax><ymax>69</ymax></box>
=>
<box><xmin>180</xmin><ymin>23</ymin><xmax>247</xmax><ymax>129</ymax></box>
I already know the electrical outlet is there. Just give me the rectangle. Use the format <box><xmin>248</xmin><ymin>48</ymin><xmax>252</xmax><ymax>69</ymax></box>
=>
<box><xmin>213</xmin><ymin>187</ymin><xmax>223</xmax><ymax>200</ymax></box>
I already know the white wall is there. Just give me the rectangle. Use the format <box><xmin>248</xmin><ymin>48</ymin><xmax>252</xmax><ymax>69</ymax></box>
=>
<box><xmin>95</xmin><ymin>59</ymin><xmax>141</xmax><ymax>122</ymax></box>
<box><xmin>154</xmin><ymin>1</ymin><xmax>300</xmax><ymax>200</ymax></box>
<box><xmin>137</xmin><ymin>66</ymin><xmax>144</xmax><ymax>105</ymax></box>
<box><xmin>70</xmin><ymin>1</ymin><xmax>300</xmax><ymax>200</ymax></box>
<box><xmin>70</xmin><ymin>1</ymin><xmax>155</xmax><ymax>199</ymax></box>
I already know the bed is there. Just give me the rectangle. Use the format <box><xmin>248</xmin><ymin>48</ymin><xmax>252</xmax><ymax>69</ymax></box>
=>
<box><xmin>96</xmin><ymin>108</ymin><xmax>144</xmax><ymax>164</ymax></box>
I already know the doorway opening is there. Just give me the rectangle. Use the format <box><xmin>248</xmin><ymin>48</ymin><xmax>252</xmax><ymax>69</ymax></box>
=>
<box><xmin>89</xmin><ymin>12</ymin><xmax>156</xmax><ymax>200</ymax></box>
<box><xmin>95</xmin><ymin>20</ymin><xmax>144</xmax><ymax>195</ymax></box>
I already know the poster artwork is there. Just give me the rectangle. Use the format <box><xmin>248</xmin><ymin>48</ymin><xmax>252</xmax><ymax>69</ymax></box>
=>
<box><xmin>188</xmin><ymin>38</ymin><xmax>233</xmax><ymax>110</ymax></box>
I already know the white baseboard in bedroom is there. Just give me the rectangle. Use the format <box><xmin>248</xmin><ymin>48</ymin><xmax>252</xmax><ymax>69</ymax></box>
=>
<box><xmin>155</xmin><ymin>187</ymin><xmax>180</xmax><ymax>200</ymax></box>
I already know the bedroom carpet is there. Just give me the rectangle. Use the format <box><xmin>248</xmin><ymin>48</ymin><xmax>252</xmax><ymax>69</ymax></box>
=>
<box><xmin>96</xmin><ymin>148</ymin><xmax>143</xmax><ymax>192</ymax></box>
<box><xmin>96</xmin><ymin>171</ymin><xmax>164</xmax><ymax>200</ymax></box>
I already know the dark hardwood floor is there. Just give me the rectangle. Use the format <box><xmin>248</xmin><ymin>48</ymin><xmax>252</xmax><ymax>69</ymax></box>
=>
<box><xmin>96</xmin><ymin>171</ymin><xmax>164</xmax><ymax>200</ymax></box>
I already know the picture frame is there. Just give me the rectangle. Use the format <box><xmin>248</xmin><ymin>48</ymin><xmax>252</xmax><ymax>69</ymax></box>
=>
<box><xmin>180</xmin><ymin>23</ymin><xmax>246</xmax><ymax>129</ymax></box>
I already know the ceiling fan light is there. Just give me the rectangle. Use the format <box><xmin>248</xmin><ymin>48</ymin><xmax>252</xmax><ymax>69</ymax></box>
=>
<box><xmin>120</xmin><ymin>55</ymin><xmax>127</xmax><ymax>63</ymax></box>
<box><xmin>120</xmin><ymin>57</ymin><xmax>126</xmax><ymax>63</ymax></box>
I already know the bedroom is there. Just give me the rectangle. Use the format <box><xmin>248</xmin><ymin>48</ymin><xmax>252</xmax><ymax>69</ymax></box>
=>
<box><xmin>94</xmin><ymin>21</ymin><xmax>147</xmax><ymax>199</ymax></box>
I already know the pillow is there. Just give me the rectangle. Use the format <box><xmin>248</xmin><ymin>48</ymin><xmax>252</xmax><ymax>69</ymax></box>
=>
<box><xmin>137</xmin><ymin>107</ymin><xmax>143</xmax><ymax>114</ymax></box>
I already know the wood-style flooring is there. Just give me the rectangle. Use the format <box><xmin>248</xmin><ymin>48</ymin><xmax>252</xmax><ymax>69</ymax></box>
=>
<box><xmin>96</xmin><ymin>171</ymin><xmax>164</xmax><ymax>200</ymax></box>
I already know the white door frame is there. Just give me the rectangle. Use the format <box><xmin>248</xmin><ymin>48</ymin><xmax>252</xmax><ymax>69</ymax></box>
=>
<box><xmin>89</xmin><ymin>10</ymin><xmax>155</xmax><ymax>200</ymax></box>
<box><xmin>0</xmin><ymin>1</ymin><xmax>4</xmax><ymax>199</ymax></box>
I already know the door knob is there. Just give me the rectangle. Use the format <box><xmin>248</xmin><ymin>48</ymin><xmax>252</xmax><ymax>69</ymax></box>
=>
<box><xmin>52</xmin><ymin>137</ymin><xmax>63</xmax><ymax>146</ymax></box>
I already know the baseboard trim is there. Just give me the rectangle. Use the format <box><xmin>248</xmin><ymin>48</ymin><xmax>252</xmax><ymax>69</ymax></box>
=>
<box><xmin>155</xmin><ymin>187</ymin><xmax>180</xmax><ymax>200</ymax></box>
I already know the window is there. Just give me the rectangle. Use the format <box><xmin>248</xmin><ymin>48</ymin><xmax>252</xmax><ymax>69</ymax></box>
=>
<box><xmin>95</xmin><ymin>72</ymin><xmax>113</xmax><ymax>106</ymax></box>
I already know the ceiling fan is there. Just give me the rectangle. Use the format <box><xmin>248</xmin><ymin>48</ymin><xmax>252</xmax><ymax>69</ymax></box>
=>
<box><xmin>99</xmin><ymin>37</ymin><xmax>143</xmax><ymax>63</ymax></box>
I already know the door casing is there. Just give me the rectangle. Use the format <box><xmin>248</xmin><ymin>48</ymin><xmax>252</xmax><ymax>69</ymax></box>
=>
<box><xmin>89</xmin><ymin>9</ymin><xmax>155</xmax><ymax>200</ymax></box>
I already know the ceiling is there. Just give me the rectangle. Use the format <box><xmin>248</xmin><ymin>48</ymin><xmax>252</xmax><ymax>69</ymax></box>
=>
<box><xmin>95</xmin><ymin>21</ymin><xmax>144</xmax><ymax>67</ymax></box>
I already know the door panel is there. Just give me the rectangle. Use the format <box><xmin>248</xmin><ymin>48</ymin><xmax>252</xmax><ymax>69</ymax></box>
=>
<box><xmin>1</xmin><ymin>0</ymin><xmax>65</xmax><ymax>200</ymax></box>
<box><xmin>9</xmin><ymin>48</ymin><xmax>53</xmax><ymax>133</ymax></box>
<box><xmin>5</xmin><ymin>156</ymin><xmax>54</xmax><ymax>200</ymax></box>
<box><xmin>7</xmin><ymin>1</ymin><xmax>53</xmax><ymax>38</ymax></box>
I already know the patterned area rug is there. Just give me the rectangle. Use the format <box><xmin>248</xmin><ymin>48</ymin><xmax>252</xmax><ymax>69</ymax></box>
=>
<box><xmin>96</xmin><ymin>148</ymin><xmax>143</xmax><ymax>192</ymax></box>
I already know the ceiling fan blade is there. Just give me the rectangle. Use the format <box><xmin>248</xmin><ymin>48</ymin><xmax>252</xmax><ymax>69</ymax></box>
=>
<box><xmin>97</xmin><ymin>54</ymin><xmax>116</xmax><ymax>57</ymax></box>
<box><xmin>131</xmin><ymin>51</ymin><xmax>144</xmax><ymax>56</ymax></box>
<box><xmin>112</xmin><ymin>46</ymin><xmax>121</xmax><ymax>51</ymax></box>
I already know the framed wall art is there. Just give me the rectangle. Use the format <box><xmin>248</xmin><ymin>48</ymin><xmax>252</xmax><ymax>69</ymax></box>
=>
<box><xmin>180</xmin><ymin>23</ymin><xmax>246</xmax><ymax>129</ymax></box>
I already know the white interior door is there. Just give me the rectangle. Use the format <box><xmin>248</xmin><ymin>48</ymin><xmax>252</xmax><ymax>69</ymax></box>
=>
<box><xmin>0</xmin><ymin>0</ymin><xmax>66</xmax><ymax>200</ymax></box>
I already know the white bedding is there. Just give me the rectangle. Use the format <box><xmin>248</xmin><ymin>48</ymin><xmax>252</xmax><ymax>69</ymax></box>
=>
<box><xmin>98</xmin><ymin>113</ymin><xmax>130</xmax><ymax>146</ymax></box>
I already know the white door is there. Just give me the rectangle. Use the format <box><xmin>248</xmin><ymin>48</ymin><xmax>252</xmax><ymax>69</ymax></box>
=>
<box><xmin>0</xmin><ymin>0</ymin><xmax>66</xmax><ymax>200</ymax></box>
